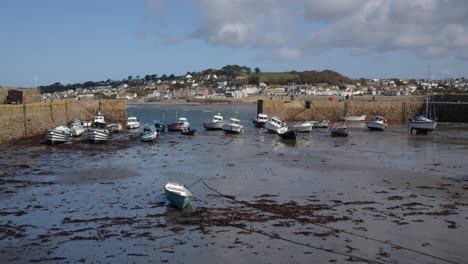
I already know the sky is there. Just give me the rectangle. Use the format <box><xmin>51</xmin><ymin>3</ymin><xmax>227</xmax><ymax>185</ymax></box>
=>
<box><xmin>1</xmin><ymin>0</ymin><xmax>468</xmax><ymax>87</ymax></box>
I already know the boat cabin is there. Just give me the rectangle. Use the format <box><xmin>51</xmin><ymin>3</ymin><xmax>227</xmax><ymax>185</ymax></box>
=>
<box><xmin>213</xmin><ymin>114</ymin><xmax>223</xmax><ymax>122</ymax></box>
<box><xmin>127</xmin><ymin>117</ymin><xmax>139</xmax><ymax>122</ymax></box>
<box><xmin>230</xmin><ymin>118</ymin><xmax>241</xmax><ymax>125</ymax></box>
<box><xmin>257</xmin><ymin>113</ymin><xmax>268</xmax><ymax>122</ymax></box>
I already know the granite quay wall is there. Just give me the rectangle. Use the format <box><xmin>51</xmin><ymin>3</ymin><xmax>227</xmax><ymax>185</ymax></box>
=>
<box><xmin>0</xmin><ymin>99</ymin><xmax>127</xmax><ymax>143</ymax></box>
<box><xmin>260</xmin><ymin>98</ymin><xmax>468</xmax><ymax>123</ymax></box>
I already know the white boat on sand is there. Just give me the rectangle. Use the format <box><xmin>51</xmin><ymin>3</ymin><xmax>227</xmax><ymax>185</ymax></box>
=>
<box><xmin>311</xmin><ymin>120</ymin><xmax>329</xmax><ymax>128</ymax></box>
<box><xmin>293</xmin><ymin>122</ymin><xmax>312</xmax><ymax>133</ymax></box>
<box><xmin>341</xmin><ymin>115</ymin><xmax>366</xmax><ymax>122</ymax></box>
<box><xmin>223</xmin><ymin>118</ymin><xmax>244</xmax><ymax>134</ymax></box>
<box><xmin>265</xmin><ymin>116</ymin><xmax>288</xmax><ymax>134</ymax></box>
<box><xmin>70</xmin><ymin>122</ymin><xmax>85</xmax><ymax>137</ymax></box>
<box><xmin>85</xmin><ymin>128</ymin><xmax>110</xmax><ymax>143</ymax></box>
<box><xmin>126</xmin><ymin>117</ymin><xmax>141</xmax><ymax>129</ymax></box>
<box><xmin>203</xmin><ymin>113</ymin><xmax>225</xmax><ymax>130</ymax></box>
<box><xmin>167</xmin><ymin>117</ymin><xmax>190</xmax><ymax>131</ymax></box>
<box><xmin>366</xmin><ymin>116</ymin><xmax>387</xmax><ymax>131</ymax></box>
<box><xmin>45</xmin><ymin>126</ymin><xmax>70</xmax><ymax>144</ymax></box>
<box><xmin>408</xmin><ymin>115</ymin><xmax>436</xmax><ymax>134</ymax></box>
<box><xmin>253</xmin><ymin>113</ymin><xmax>268</xmax><ymax>128</ymax></box>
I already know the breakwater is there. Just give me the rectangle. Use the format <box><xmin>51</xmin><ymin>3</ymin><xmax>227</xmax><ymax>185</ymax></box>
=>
<box><xmin>259</xmin><ymin>96</ymin><xmax>468</xmax><ymax>123</ymax></box>
<box><xmin>0</xmin><ymin>99</ymin><xmax>127</xmax><ymax>143</ymax></box>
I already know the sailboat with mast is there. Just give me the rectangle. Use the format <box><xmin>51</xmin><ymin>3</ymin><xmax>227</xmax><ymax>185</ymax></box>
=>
<box><xmin>408</xmin><ymin>67</ymin><xmax>437</xmax><ymax>135</ymax></box>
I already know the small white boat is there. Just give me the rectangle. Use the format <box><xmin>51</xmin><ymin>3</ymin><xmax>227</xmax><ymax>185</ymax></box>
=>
<box><xmin>126</xmin><ymin>116</ymin><xmax>141</xmax><ymax>129</ymax></box>
<box><xmin>140</xmin><ymin>129</ymin><xmax>158</xmax><ymax>142</ymax></box>
<box><xmin>45</xmin><ymin>126</ymin><xmax>70</xmax><ymax>144</ymax></box>
<box><xmin>223</xmin><ymin>118</ymin><xmax>244</xmax><ymax>134</ymax></box>
<box><xmin>93</xmin><ymin>111</ymin><xmax>106</xmax><ymax>128</ymax></box>
<box><xmin>70</xmin><ymin>122</ymin><xmax>85</xmax><ymax>137</ymax></box>
<box><xmin>330</xmin><ymin>126</ymin><xmax>349</xmax><ymax>137</ymax></box>
<box><xmin>167</xmin><ymin>117</ymin><xmax>190</xmax><ymax>131</ymax></box>
<box><xmin>203</xmin><ymin>113</ymin><xmax>225</xmax><ymax>130</ymax></box>
<box><xmin>366</xmin><ymin>116</ymin><xmax>387</xmax><ymax>131</ymax></box>
<box><xmin>293</xmin><ymin>122</ymin><xmax>312</xmax><ymax>133</ymax></box>
<box><xmin>107</xmin><ymin>123</ymin><xmax>123</xmax><ymax>133</ymax></box>
<box><xmin>164</xmin><ymin>182</ymin><xmax>193</xmax><ymax>209</ymax></box>
<box><xmin>85</xmin><ymin>128</ymin><xmax>110</xmax><ymax>143</ymax></box>
<box><xmin>265</xmin><ymin>116</ymin><xmax>288</xmax><ymax>134</ymax></box>
<box><xmin>311</xmin><ymin>120</ymin><xmax>329</xmax><ymax>128</ymax></box>
<box><xmin>253</xmin><ymin>113</ymin><xmax>268</xmax><ymax>128</ymax></box>
<box><xmin>408</xmin><ymin>115</ymin><xmax>437</xmax><ymax>134</ymax></box>
<box><xmin>341</xmin><ymin>115</ymin><xmax>366</xmax><ymax>122</ymax></box>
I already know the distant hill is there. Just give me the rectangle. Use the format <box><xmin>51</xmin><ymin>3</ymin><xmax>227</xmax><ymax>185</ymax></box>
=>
<box><xmin>259</xmin><ymin>70</ymin><xmax>353</xmax><ymax>85</ymax></box>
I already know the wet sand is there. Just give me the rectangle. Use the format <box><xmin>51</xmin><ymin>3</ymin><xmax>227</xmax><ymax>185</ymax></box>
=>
<box><xmin>1</xmin><ymin>122</ymin><xmax>467</xmax><ymax>263</ymax></box>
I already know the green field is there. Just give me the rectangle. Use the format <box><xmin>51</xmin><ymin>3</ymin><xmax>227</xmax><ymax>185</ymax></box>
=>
<box><xmin>258</xmin><ymin>72</ymin><xmax>299</xmax><ymax>83</ymax></box>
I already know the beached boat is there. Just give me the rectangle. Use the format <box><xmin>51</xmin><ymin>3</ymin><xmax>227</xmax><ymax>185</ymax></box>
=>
<box><xmin>311</xmin><ymin>120</ymin><xmax>329</xmax><ymax>128</ymax></box>
<box><xmin>181</xmin><ymin>127</ymin><xmax>196</xmax><ymax>136</ymax></box>
<box><xmin>107</xmin><ymin>123</ymin><xmax>123</xmax><ymax>133</ymax></box>
<box><xmin>140</xmin><ymin>128</ymin><xmax>158</xmax><ymax>142</ymax></box>
<box><xmin>330</xmin><ymin>126</ymin><xmax>349</xmax><ymax>137</ymax></box>
<box><xmin>167</xmin><ymin>117</ymin><xmax>190</xmax><ymax>131</ymax></box>
<box><xmin>164</xmin><ymin>182</ymin><xmax>193</xmax><ymax>209</ymax></box>
<box><xmin>278</xmin><ymin>129</ymin><xmax>297</xmax><ymax>140</ymax></box>
<box><xmin>341</xmin><ymin>115</ymin><xmax>366</xmax><ymax>122</ymax></box>
<box><xmin>70</xmin><ymin>122</ymin><xmax>85</xmax><ymax>137</ymax></box>
<box><xmin>85</xmin><ymin>128</ymin><xmax>110</xmax><ymax>143</ymax></box>
<box><xmin>292</xmin><ymin>122</ymin><xmax>312</xmax><ymax>133</ymax></box>
<box><xmin>126</xmin><ymin>116</ymin><xmax>141</xmax><ymax>129</ymax></box>
<box><xmin>154</xmin><ymin>121</ymin><xmax>167</xmax><ymax>132</ymax></box>
<box><xmin>93</xmin><ymin>111</ymin><xmax>106</xmax><ymax>128</ymax></box>
<box><xmin>223</xmin><ymin>118</ymin><xmax>244</xmax><ymax>134</ymax></box>
<box><xmin>253</xmin><ymin>113</ymin><xmax>268</xmax><ymax>128</ymax></box>
<box><xmin>408</xmin><ymin>114</ymin><xmax>437</xmax><ymax>134</ymax></box>
<box><xmin>265</xmin><ymin>116</ymin><xmax>288</xmax><ymax>134</ymax></box>
<box><xmin>366</xmin><ymin>116</ymin><xmax>387</xmax><ymax>131</ymax></box>
<box><xmin>45</xmin><ymin>126</ymin><xmax>70</xmax><ymax>144</ymax></box>
<box><xmin>203</xmin><ymin>113</ymin><xmax>225</xmax><ymax>130</ymax></box>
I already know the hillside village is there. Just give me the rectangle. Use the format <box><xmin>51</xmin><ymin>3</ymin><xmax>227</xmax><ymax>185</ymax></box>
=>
<box><xmin>16</xmin><ymin>66</ymin><xmax>468</xmax><ymax>102</ymax></box>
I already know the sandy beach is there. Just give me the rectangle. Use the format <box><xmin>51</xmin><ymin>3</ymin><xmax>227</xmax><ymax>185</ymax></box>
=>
<box><xmin>0</xmin><ymin>106</ymin><xmax>467</xmax><ymax>263</ymax></box>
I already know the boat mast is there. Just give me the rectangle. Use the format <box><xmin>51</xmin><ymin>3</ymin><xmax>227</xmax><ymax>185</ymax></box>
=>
<box><xmin>426</xmin><ymin>65</ymin><xmax>430</xmax><ymax>118</ymax></box>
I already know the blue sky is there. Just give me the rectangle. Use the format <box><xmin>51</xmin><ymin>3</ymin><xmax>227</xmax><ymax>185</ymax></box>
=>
<box><xmin>1</xmin><ymin>0</ymin><xmax>468</xmax><ymax>87</ymax></box>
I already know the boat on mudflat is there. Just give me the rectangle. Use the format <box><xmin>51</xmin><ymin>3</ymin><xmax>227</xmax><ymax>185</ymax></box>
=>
<box><xmin>330</xmin><ymin>126</ymin><xmax>349</xmax><ymax>137</ymax></box>
<box><xmin>181</xmin><ymin>127</ymin><xmax>196</xmax><ymax>136</ymax></box>
<box><xmin>164</xmin><ymin>182</ymin><xmax>193</xmax><ymax>209</ymax></box>
<box><xmin>366</xmin><ymin>116</ymin><xmax>387</xmax><ymax>131</ymax></box>
<box><xmin>293</xmin><ymin>122</ymin><xmax>312</xmax><ymax>133</ymax></box>
<box><xmin>45</xmin><ymin>126</ymin><xmax>70</xmax><ymax>144</ymax></box>
<box><xmin>167</xmin><ymin>117</ymin><xmax>190</xmax><ymax>132</ymax></box>
<box><xmin>265</xmin><ymin>116</ymin><xmax>288</xmax><ymax>134</ymax></box>
<box><xmin>253</xmin><ymin>113</ymin><xmax>268</xmax><ymax>128</ymax></box>
<box><xmin>70</xmin><ymin>121</ymin><xmax>85</xmax><ymax>137</ymax></box>
<box><xmin>223</xmin><ymin>118</ymin><xmax>244</xmax><ymax>134</ymax></box>
<box><xmin>408</xmin><ymin>115</ymin><xmax>436</xmax><ymax>134</ymax></box>
<box><xmin>126</xmin><ymin>116</ymin><xmax>141</xmax><ymax>129</ymax></box>
<box><xmin>85</xmin><ymin>128</ymin><xmax>110</xmax><ymax>143</ymax></box>
<box><xmin>93</xmin><ymin>111</ymin><xmax>107</xmax><ymax>128</ymax></box>
<box><xmin>203</xmin><ymin>113</ymin><xmax>225</xmax><ymax>130</ymax></box>
<box><xmin>341</xmin><ymin>115</ymin><xmax>366</xmax><ymax>122</ymax></box>
<box><xmin>311</xmin><ymin>120</ymin><xmax>329</xmax><ymax>128</ymax></box>
<box><xmin>140</xmin><ymin>129</ymin><xmax>158</xmax><ymax>142</ymax></box>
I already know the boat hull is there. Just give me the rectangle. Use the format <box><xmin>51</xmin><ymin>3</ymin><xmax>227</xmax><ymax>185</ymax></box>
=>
<box><xmin>85</xmin><ymin>129</ymin><xmax>110</xmax><ymax>143</ymax></box>
<box><xmin>293</xmin><ymin>123</ymin><xmax>312</xmax><ymax>133</ymax></box>
<box><xmin>154</xmin><ymin>123</ymin><xmax>166</xmax><ymax>132</ymax></box>
<box><xmin>181</xmin><ymin>129</ymin><xmax>196</xmax><ymax>136</ymax></box>
<box><xmin>343</xmin><ymin>115</ymin><xmax>366</xmax><ymax>122</ymax></box>
<box><xmin>165</xmin><ymin>189</ymin><xmax>191</xmax><ymax>209</ymax></box>
<box><xmin>223</xmin><ymin>125</ymin><xmax>243</xmax><ymax>134</ymax></box>
<box><xmin>45</xmin><ymin>130</ymin><xmax>69</xmax><ymax>144</ymax></box>
<box><xmin>408</xmin><ymin>121</ymin><xmax>436</xmax><ymax>132</ymax></box>
<box><xmin>253</xmin><ymin>120</ymin><xmax>267</xmax><ymax>128</ymax></box>
<box><xmin>312</xmin><ymin>121</ymin><xmax>329</xmax><ymax>128</ymax></box>
<box><xmin>141</xmin><ymin>131</ymin><xmax>158</xmax><ymax>142</ymax></box>
<box><xmin>167</xmin><ymin>123</ymin><xmax>189</xmax><ymax>131</ymax></box>
<box><xmin>127</xmin><ymin>123</ymin><xmax>140</xmax><ymax>129</ymax></box>
<box><xmin>331</xmin><ymin>127</ymin><xmax>349</xmax><ymax>137</ymax></box>
<box><xmin>278</xmin><ymin>130</ymin><xmax>297</xmax><ymax>140</ymax></box>
<box><xmin>70</xmin><ymin>128</ymin><xmax>85</xmax><ymax>137</ymax></box>
<box><xmin>203</xmin><ymin>122</ymin><xmax>225</xmax><ymax>130</ymax></box>
<box><xmin>366</xmin><ymin>121</ymin><xmax>386</xmax><ymax>131</ymax></box>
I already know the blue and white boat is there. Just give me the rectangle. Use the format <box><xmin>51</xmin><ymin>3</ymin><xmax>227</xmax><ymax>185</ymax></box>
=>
<box><xmin>164</xmin><ymin>182</ymin><xmax>193</xmax><ymax>209</ymax></box>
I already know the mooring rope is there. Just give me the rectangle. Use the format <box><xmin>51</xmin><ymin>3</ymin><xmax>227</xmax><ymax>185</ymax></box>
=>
<box><xmin>201</xmin><ymin>180</ymin><xmax>459</xmax><ymax>264</ymax></box>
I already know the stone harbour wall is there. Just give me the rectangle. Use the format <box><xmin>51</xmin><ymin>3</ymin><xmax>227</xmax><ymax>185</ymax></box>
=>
<box><xmin>0</xmin><ymin>99</ymin><xmax>127</xmax><ymax>143</ymax></box>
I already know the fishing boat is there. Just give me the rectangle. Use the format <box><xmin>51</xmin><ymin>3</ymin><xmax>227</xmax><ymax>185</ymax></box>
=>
<box><xmin>45</xmin><ymin>126</ymin><xmax>70</xmax><ymax>144</ymax></box>
<box><xmin>223</xmin><ymin>118</ymin><xmax>244</xmax><ymax>134</ymax></box>
<box><xmin>265</xmin><ymin>116</ymin><xmax>288</xmax><ymax>134</ymax></box>
<box><xmin>93</xmin><ymin>111</ymin><xmax>106</xmax><ymax>128</ymax></box>
<box><xmin>181</xmin><ymin>127</ymin><xmax>196</xmax><ymax>136</ymax></box>
<box><xmin>278</xmin><ymin>129</ymin><xmax>297</xmax><ymax>140</ymax></box>
<box><xmin>167</xmin><ymin>117</ymin><xmax>190</xmax><ymax>132</ymax></box>
<box><xmin>311</xmin><ymin>120</ymin><xmax>329</xmax><ymax>128</ymax></box>
<box><xmin>292</xmin><ymin>122</ymin><xmax>312</xmax><ymax>133</ymax></box>
<box><xmin>140</xmin><ymin>127</ymin><xmax>158</xmax><ymax>142</ymax></box>
<box><xmin>70</xmin><ymin>121</ymin><xmax>85</xmax><ymax>137</ymax></box>
<box><xmin>107</xmin><ymin>123</ymin><xmax>123</xmax><ymax>133</ymax></box>
<box><xmin>203</xmin><ymin>113</ymin><xmax>225</xmax><ymax>130</ymax></box>
<box><xmin>85</xmin><ymin>128</ymin><xmax>110</xmax><ymax>143</ymax></box>
<box><xmin>366</xmin><ymin>116</ymin><xmax>387</xmax><ymax>131</ymax></box>
<box><xmin>330</xmin><ymin>126</ymin><xmax>349</xmax><ymax>137</ymax></box>
<box><xmin>126</xmin><ymin>116</ymin><xmax>141</xmax><ymax>129</ymax></box>
<box><xmin>253</xmin><ymin>113</ymin><xmax>268</xmax><ymax>128</ymax></box>
<box><xmin>164</xmin><ymin>182</ymin><xmax>193</xmax><ymax>209</ymax></box>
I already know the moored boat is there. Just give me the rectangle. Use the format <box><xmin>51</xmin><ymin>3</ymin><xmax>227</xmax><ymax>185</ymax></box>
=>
<box><xmin>85</xmin><ymin>128</ymin><xmax>110</xmax><ymax>143</ymax></box>
<box><xmin>126</xmin><ymin>116</ymin><xmax>141</xmax><ymax>129</ymax></box>
<box><xmin>408</xmin><ymin>115</ymin><xmax>436</xmax><ymax>135</ymax></box>
<box><xmin>330</xmin><ymin>126</ymin><xmax>349</xmax><ymax>137</ymax></box>
<box><xmin>223</xmin><ymin>118</ymin><xmax>244</xmax><ymax>134</ymax></box>
<box><xmin>253</xmin><ymin>113</ymin><xmax>268</xmax><ymax>128</ymax></box>
<box><xmin>45</xmin><ymin>126</ymin><xmax>70</xmax><ymax>144</ymax></box>
<box><xmin>278</xmin><ymin>129</ymin><xmax>297</xmax><ymax>140</ymax></box>
<box><xmin>167</xmin><ymin>117</ymin><xmax>190</xmax><ymax>131</ymax></box>
<box><xmin>107</xmin><ymin>123</ymin><xmax>123</xmax><ymax>133</ymax></box>
<box><xmin>93</xmin><ymin>111</ymin><xmax>106</xmax><ymax>128</ymax></box>
<box><xmin>154</xmin><ymin>121</ymin><xmax>167</xmax><ymax>133</ymax></box>
<box><xmin>366</xmin><ymin>116</ymin><xmax>387</xmax><ymax>131</ymax></box>
<box><xmin>311</xmin><ymin>120</ymin><xmax>329</xmax><ymax>128</ymax></box>
<box><xmin>341</xmin><ymin>115</ymin><xmax>366</xmax><ymax>122</ymax></box>
<box><xmin>265</xmin><ymin>116</ymin><xmax>288</xmax><ymax>134</ymax></box>
<box><xmin>203</xmin><ymin>113</ymin><xmax>225</xmax><ymax>130</ymax></box>
<box><xmin>292</xmin><ymin>122</ymin><xmax>312</xmax><ymax>133</ymax></box>
<box><xmin>140</xmin><ymin>128</ymin><xmax>158</xmax><ymax>142</ymax></box>
<box><xmin>164</xmin><ymin>182</ymin><xmax>193</xmax><ymax>209</ymax></box>
<box><xmin>70</xmin><ymin>122</ymin><xmax>85</xmax><ymax>137</ymax></box>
